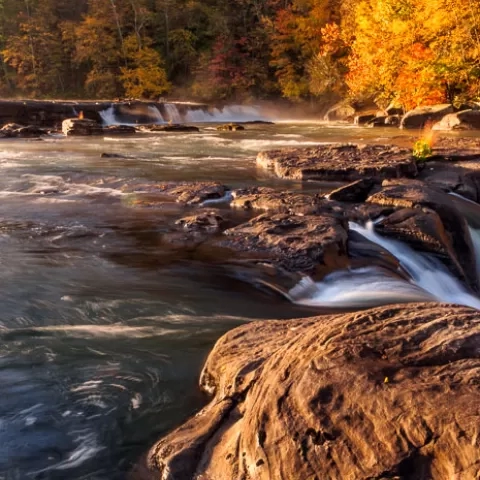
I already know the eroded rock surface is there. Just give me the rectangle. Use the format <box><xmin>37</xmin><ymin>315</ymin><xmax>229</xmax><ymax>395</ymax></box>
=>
<box><xmin>148</xmin><ymin>303</ymin><xmax>480</xmax><ymax>480</ymax></box>
<box><xmin>257</xmin><ymin>144</ymin><xmax>417</xmax><ymax>181</ymax></box>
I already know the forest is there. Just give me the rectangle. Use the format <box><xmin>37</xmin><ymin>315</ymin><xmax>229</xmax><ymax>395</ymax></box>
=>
<box><xmin>0</xmin><ymin>0</ymin><xmax>479</xmax><ymax>109</ymax></box>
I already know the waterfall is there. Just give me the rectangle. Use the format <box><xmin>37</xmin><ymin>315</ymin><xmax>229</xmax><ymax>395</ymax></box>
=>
<box><xmin>147</xmin><ymin>105</ymin><xmax>165</xmax><ymax>123</ymax></box>
<box><xmin>99</xmin><ymin>106</ymin><xmax>119</xmax><ymax>126</ymax></box>
<box><xmin>184</xmin><ymin>105</ymin><xmax>267</xmax><ymax>123</ymax></box>
<box><xmin>287</xmin><ymin>221</ymin><xmax>480</xmax><ymax>310</ymax></box>
<box><xmin>163</xmin><ymin>104</ymin><xmax>183</xmax><ymax>124</ymax></box>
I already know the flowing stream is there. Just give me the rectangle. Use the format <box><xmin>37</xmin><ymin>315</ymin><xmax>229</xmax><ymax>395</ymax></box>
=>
<box><xmin>0</xmin><ymin>115</ymin><xmax>479</xmax><ymax>479</ymax></box>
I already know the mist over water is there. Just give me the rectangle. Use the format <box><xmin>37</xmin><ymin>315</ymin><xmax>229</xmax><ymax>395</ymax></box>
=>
<box><xmin>0</xmin><ymin>119</ymin><xmax>478</xmax><ymax>479</ymax></box>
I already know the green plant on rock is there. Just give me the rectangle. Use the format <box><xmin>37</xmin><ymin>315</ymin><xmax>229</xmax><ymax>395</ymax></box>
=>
<box><xmin>412</xmin><ymin>139</ymin><xmax>433</xmax><ymax>161</ymax></box>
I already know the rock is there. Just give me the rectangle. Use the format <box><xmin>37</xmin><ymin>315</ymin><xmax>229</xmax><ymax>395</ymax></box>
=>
<box><xmin>62</xmin><ymin>118</ymin><xmax>104</xmax><ymax>136</ymax></box>
<box><xmin>367</xmin><ymin>182</ymin><xmax>479</xmax><ymax>291</ymax></box>
<box><xmin>175</xmin><ymin>211</ymin><xmax>225</xmax><ymax>234</ymax></box>
<box><xmin>327</xmin><ymin>178</ymin><xmax>379</xmax><ymax>202</ymax></box>
<box><xmin>0</xmin><ymin>123</ymin><xmax>48</xmax><ymax>138</ymax></box>
<box><xmin>216</xmin><ymin>123</ymin><xmax>245</xmax><ymax>131</ymax></box>
<box><xmin>241</xmin><ymin>120</ymin><xmax>275</xmax><ymax>125</ymax></box>
<box><xmin>385</xmin><ymin>102</ymin><xmax>404</xmax><ymax>116</ymax></box>
<box><xmin>148</xmin><ymin>303</ymin><xmax>480</xmax><ymax>480</ymax></box>
<box><xmin>100</xmin><ymin>153</ymin><xmax>129</xmax><ymax>158</ymax></box>
<box><xmin>122</xmin><ymin>181</ymin><xmax>229</xmax><ymax>206</ymax></box>
<box><xmin>257</xmin><ymin>144</ymin><xmax>417</xmax><ymax>182</ymax></box>
<box><xmin>215</xmin><ymin>213</ymin><xmax>349</xmax><ymax>277</ymax></box>
<box><xmin>324</xmin><ymin>102</ymin><xmax>356</xmax><ymax>121</ymax></box>
<box><xmin>385</xmin><ymin>114</ymin><xmax>401</xmax><ymax>126</ymax></box>
<box><xmin>366</xmin><ymin>116</ymin><xmax>387</xmax><ymax>127</ymax></box>
<box><xmin>231</xmin><ymin>187</ymin><xmax>327</xmax><ymax>215</ymax></box>
<box><xmin>103</xmin><ymin>125</ymin><xmax>136</xmax><ymax>135</ymax></box>
<box><xmin>400</xmin><ymin>104</ymin><xmax>454</xmax><ymax>129</ymax></box>
<box><xmin>432</xmin><ymin>109</ymin><xmax>480</xmax><ymax>131</ymax></box>
<box><xmin>141</xmin><ymin>124</ymin><xmax>200</xmax><ymax>132</ymax></box>
<box><xmin>354</xmin><ymin>114</ymin><xmax>375</xmax><ymax>125</ymax></box>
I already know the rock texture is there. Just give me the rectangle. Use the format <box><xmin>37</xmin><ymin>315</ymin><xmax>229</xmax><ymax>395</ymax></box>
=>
<box><xmin>148</xmin><ymin>303</ymin><xmax>480</xmax><ymax>480</ymax></box>
<box><xmin>400</xmin><ymin>104</ymin><xmax>454</xmax><ymax>129</ymax></box>
<box><xmin>257</xmin><ymin>144</ymin><xmax>417</xmax><ymax>181</ymax></box>
<box><xmin>0</xmin><ymin>123</ymin><xmax>49</xmax><ymax>138</ymax></box>
<box><xmin>432</xmin><ymin>109</ymin><xmax>480</xmax><ymax>131</ymax></box>
<box><xmin>62</xmin><ymin>118</ymin><xmax>104</xmax><ymax>136</ymax></box>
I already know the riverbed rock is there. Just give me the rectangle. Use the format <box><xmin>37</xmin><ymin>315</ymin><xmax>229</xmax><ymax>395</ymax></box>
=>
<box><xmin>354</xmin><ymin>114</ymin><xmax>375</xmax><ymax>125</ymax></box>
<box><xmin>0</xmin><ymin>123</ymin><xmax>48</xmax><ymax>138</ymax></box>
<box><xmin>216</xmin><ymin>123</ymin><xmax>245</xmax><ymax>131</ymax></box>
<box><xmin>327</xmin><ymin>178</ymin><xmax>379</xmax><ymax>202</ymax></box>
<box><xmin>257</xmin><ymin>144</ymin><xmax>417</xmax><ymax>182</ymax></box>
<box><xmin>324</xmin><ymin>102</ymin><xmax>356</xmax><ymax>121</ymax></box>
<box><xmin>367</xmin><ymin>182</ymin><xmax>479</xmax><ymax>291</ymax></box>
<box><xmin>215</xmin><ymin>213</ymin><xmax>349</xmax><ymax>277</ymax></box>
<box><xmin>103</xmin><ymin>125</ymin><xmax>137</xmax><ymax>135</ymax></box>
<box><xmin>175</xmin><ymin>211</ymin><xmax>225</xmax><ymax>234</ymax></box>
<box><xmin>141</xmin><ymin>124</ymin><xmax>200</xmax><ymax>132</ymax></box>
<box><xmin>148</xmin><ymin>303</ymin><xmax>480</xmax><ymax>480</ymax></box>
<box><xmin>432</xmin><ymin>109</ymin><xmax>480</xmax><ymax>131</ymax></box>
<box><xmin>62</xmin><ymin>118</ymin><xmax>104</xmax><ymax>136</ymax></box>
<box><xmin>400</xmin><ymin>104</ymin><xmax>454</xmax><ymax>129</ymax></box>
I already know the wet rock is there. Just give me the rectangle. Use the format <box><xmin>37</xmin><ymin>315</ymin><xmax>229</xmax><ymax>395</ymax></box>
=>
<box><xmin>366</xmin><ymin>116</ymin><xmax>388</xmax><ymax>127</ymax></box>
<box><xmin>257</xmin><ymin>144</ymin><xmax>417</xmax><ymax>182</ymax></box>
<box><xmin>103</xmin><ymin>125</ymin><xmax>136</xmax><ymax>135</ymax></box>
<box><xmin>148</xmin><ymin>303</ymin><xmax>480</xmax><ymax>480</ymax></box>
<box><xmin>216</xmin><ymin>123</ymin><xmax>245</xmax><ymax>131</ymax></box>
<box><xmin>385</xmin><ymin>114</ymin><xmax>401</xmax><ymax>126</ymax></box>
<box><xmin>367</xmin><ymin>182</ymin><xmax>479</xmax><ymax>291</ymax></box>
<box><xmin>354</xmin><ymin>114</ymin><xmax>375</xmax><ymax>125</ymax></box>
<box><xmin>400</xmin><ymin>104</ymin><xmax>454</xmax><ymax>129</ymax></box>
<box><xmin>327</xmin><ymin>178</ymin><xmax>379</xmax><ymax>202</ymax></box>
<box><xmin>385</xmin><ymin>103</ymin><xmax>404</xmax><ymax>116</ymax></box>
<box><xmin>175</xmin><ymin>211</ymin><xmax>225</xmax><ymax>234</ymax></box>
<box><xmin>100</xmin><ymin>152</ymin><xmax>129</xmax><ymax>159</ymax></box>
<box><xmin>0</xmin><ymin>123</ymin><xmax>48</xmax><ymax>138</ymax></box>
<box><xmin>140</xmin><ymin>124</ymin><xmax>200</xmax><ymax>132</ymax></box>
<box><xmin>62</xmin><ymin>118</ymin><xmax>104</xmax><ymax>136</ymax></box>
<box><xmin>215</xmin><ymin>213</ymin><xmax>349</xmax><ymax>277</ymax></box>
<box><xmin>432</xmin><ymin>109</ymin><xmax>480</xmax><ymax>131</ymax></box>
<box><xmin>324</xmin><ymin>102</ymin><xmax>356</xmax><ymax>121</ymax></box>
<box><xmin>231</xmin><ymin>187</ymin><xmax>327</xmax><ymax>215</ymax></box>
<box><xmin>122</xmin><ymin>181</ymin><xmax>229</xmax><ymax>206</ymax></box>
<box><xmin>241</xmin><ymin>120</ymin><xmax>275</xmax><ymax>125</ymax></box>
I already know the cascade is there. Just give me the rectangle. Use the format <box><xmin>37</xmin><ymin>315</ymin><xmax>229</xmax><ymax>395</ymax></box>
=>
<box><xmin>287</xmin><ymin>221</ymin><xmax>480</xmax><ymax>310</ymax></box>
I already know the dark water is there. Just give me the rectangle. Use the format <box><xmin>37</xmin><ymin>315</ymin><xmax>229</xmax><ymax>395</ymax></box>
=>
<box><xmin>0</xmin><ymin>122</ymin><xmax>420</xmax><ymax>479</ymax></box>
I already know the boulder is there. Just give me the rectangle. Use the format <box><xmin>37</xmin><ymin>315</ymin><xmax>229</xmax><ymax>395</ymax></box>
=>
<box><xmin>148</xmin><ymin>303</ymin><xmax>480</xmax><ymax>480</ymax></box>
<box><xmin>385</xmin><ymin>114</ymin><xmax>401</xmax><ymax>126</ymax></box>
<box><xmin>216</xmin><ymin>123</ymin><xmax>245</xmax><ymax>131</ymax></box>
<box><xmin>400</xmin><ymin>104</ymin><xmax>454</xmax><ymax>129</ymax></box>
<box><xmin>214</xmin><ymin>213</ymin><xmax>349</xmax><ymax>277</ymax></box>
<box><xmin>366</xmin><ymin>116</ymin><xmax>388</xmax><ymax>127</ymax></box>
<box><xmin>432</xmin><ymin>109</ymin><xmax>480</xmax><ymax>131</ymax></box>
<box><xmin>140</xmin><ymin>124</ymin><xmax>200</xmax><ymax>132</ymax></box>
<box><xmin>257</xmin><ymin>144</ymin><xmax>417</xmax><ymax>182</ymax></box>
<box><xmin>62</xmin><ymin>118</ymin><xmax>104</xmax><ymax>136</ymax></box>
<box><xmin>324</xmin><ymin>103</ymin><xmax>356</xmax><ymax>121</ymax></box>
<box><xmin>0</xmin><ymin>123</ymin><xmax>48</xmax><ymax>138</ymax></box>
<box><xmin>385</xmin><ymin>102</ymin><xmax>404</xmax><ymax>116</ymax></box>
<box><xmin>175</xmin><ymin>211</ymin><xmax>225</xmax><ymax>234</ymax></box>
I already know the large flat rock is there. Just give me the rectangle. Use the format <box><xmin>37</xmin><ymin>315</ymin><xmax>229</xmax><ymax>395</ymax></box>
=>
<box><xmin>256</xmin><ymin>144</ymin><xmax>417</xmax><ymax>181</ymax></box>
<box><xmin>148</xmin><ymin>303</ymin><xmax>480</xmax><ymax>480</ymax></box>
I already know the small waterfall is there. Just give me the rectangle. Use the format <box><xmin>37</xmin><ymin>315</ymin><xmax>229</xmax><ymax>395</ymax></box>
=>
<box><xmin>184</xmin><ymin>105</ymin><xmax>267</xmax><ymax>123</ymax></box>
<box><xmin>147</xmin><ymin>105</ymin><xmax>165</xmax><ymax>123</ymax></box>
<box><xmin>287</xmin><ymin>221</ymin><xmax>480</xmax><ymax>310</ymax></box>
<box><xmin>99</xmin><ymin>106</ymin><xmax>119</xmax><ymax>126</ymax></box>
<box><xmin>163</xmin><ymin>104</ymin><xmax>183</xmax><ymax>124</ymax></box>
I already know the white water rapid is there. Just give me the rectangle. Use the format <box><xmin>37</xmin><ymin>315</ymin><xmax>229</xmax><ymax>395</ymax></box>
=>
<box><xmin>288</xmin><ymin>221</ymin><xmax>480</xmax><ymax>310</ymax></box>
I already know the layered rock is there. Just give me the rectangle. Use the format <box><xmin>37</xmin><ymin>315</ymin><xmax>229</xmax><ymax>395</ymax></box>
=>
<box><xmin>400</xmin><ymin>104</ymin><xmax>454</xmax><ymax>129</ymax></box>
<box><xmin>148</xmin><ymin>303</ymin><xmax>480</xmax><ymax>480</ymax></box>
<box><xmin>257</xmin><ymin>144</ymin><xmax>417</xmax><ymax>181</ymax></box>
<box><xmin>432</xmin><ymin>109</ymin><xmax>480</xmax><ymax>131</ymax></box>
<box><xmin>0</xmin><ymin>123</ymin><xmax>49</xmax><ymax>138</ymax></box>
<box><xmin>62</xmin><ymin>118</ymin><xmax>104</xmax><ymax>136</ymax></box>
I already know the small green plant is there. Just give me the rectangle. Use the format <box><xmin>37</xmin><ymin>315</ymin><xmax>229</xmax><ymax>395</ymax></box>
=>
<box><xmin>412</xmin><ymin>139</ymin><xmax>433</xmax><ymax>161</ymax></box>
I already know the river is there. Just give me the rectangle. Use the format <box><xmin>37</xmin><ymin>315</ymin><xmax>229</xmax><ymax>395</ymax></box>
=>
<box><xmin>0</xmin><ymin>116</ymin><xmax>475</xmax><ymax>479</ymax></box>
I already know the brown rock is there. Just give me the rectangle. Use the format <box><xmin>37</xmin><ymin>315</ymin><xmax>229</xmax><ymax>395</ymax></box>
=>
<box><xmin>256</xmin><ymin>144</ymin><xmax>417</xmax><ymax>182</ymax></box>
<box><xmin>140</xmin><ymin>124</ymin><xmax>200</xmax><ymax>132</ymax></box>
<box><xmin>103</xmin><ymin>125</ymin><xmax>136</xmax><ymax>135</ymax></box>
<box><xmin>327</xmin><ymin>178</ymin><xmax>379</xmax><ymax>202</ymax></box>
<box><xmin>148</xmin><ymin>303</ymin><xmax>480</xmax><ymax>480</ymax></box>
<box><xmin>400</xmin><ymin>104</ymin><xmax>454</xmax><ymax>129</ymax></box>
<box><xmin>62</xmin><ymin>118</ymin><xmax>104</xmax><ymax>136</ymax></box>
<box><xmin>216</xmin><ymin>123</ymin><xmax>245</xmax><ymax>131</ymax></box>
<box><xmin>215</xmin><ymin>213</ymin><xmax>349</xmax><ymax>276</ymax></box>
<box><xmin>432</xmin><ymin>109</ymin><xmax>480</xmax><ymax>131</ymax></box>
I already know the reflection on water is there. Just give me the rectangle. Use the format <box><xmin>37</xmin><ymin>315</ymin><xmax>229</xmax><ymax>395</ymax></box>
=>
<box><xmin>0</xmin><ymin>123</ymin><xmax>422</xmax><ymax>478</ymax></box>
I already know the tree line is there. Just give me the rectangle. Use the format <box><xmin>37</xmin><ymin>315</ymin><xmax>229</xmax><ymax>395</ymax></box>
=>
<box><xmin>0</xmin><ymin>0</ymin><xmax>479</xmax><ymax>109</ymax></box>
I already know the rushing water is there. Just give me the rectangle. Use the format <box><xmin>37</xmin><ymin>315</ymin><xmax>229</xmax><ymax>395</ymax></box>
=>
<box><xmin>0</xmin><ymin>117</ymin><xmax>478</xmax><ymax>479</ymax></box>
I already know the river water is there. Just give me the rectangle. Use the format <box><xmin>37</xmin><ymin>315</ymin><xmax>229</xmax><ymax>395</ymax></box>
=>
<box><xmin>0</xmin><ymin>119</ymin><xmax>474</xmax><ymax>479</ymax></box>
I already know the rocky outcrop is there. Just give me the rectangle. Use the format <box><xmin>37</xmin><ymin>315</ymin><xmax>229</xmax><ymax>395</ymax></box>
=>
<box><xmin>257</xmin><ymin>144</ymin><xmax>417</xmax><ymax>181</ymax></box>
<box><xmin>400</xmin><ymin>104</ymin><xmax>454</xmax><ymax>129</ymax></box>
<box><xmin>354</xmin><ymin>114</ymin><xmax>375</xmax><ymax>125</ymax></box>
<box><xmin>103</xmin><ymin>125</ymin><xmax>137</xmax><ymax>135</ymax></box>
<box><xmin>327</xmin><ymin>178</ymin><xmax>379</xmax><ymax>202</ymax></box>
<box><xmin>148</xmin><ymin>303</ymin><xmax>480</xmax><ymax>480</ymax></box>
<box><xmin>323</xmin><ymin>102</ymin><xmax>356</xmax><ymax>121</ymax></box>
<box><xmin>62</xmin><ymin>118</ymin><xmax>104</xmax><ymax>136</ymax></box>
<box><xmin>0</xmin><ymin>123</ymin><xmax>49</xmax><ymax>138</ymax></box>
<box><xmin>215</xmin><ymin>213</ymin><xmax>349</xmax><ymax>277</ymax></box>
<box><xmin>432</xmin><ymin>109</ymin><xmax>480</xmax><ymax>131</ymax></box>
<box><xmin>139</xmin><ymin>124</ymin><xmax>200</xmax><ymax>132</ymax></box>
